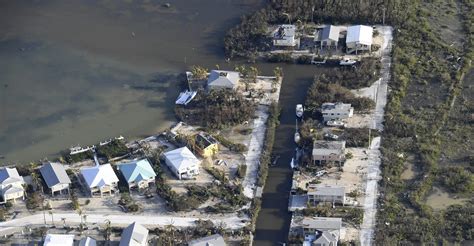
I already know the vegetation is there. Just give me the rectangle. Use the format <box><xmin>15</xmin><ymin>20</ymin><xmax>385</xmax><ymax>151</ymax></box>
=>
<box><xmin>63</xmin><ymin>150</ymin><xmax>93</xmax><ymax>163</ymax></box>
<box><xmin>212</xmin><ymin>134</ymin><xmax>248</xmax><ymax>153</ymax></box>
<box><xmin>305</xmin><ymin>75</ymin><xmax>375</xmax><ymax>115</ymax></box>
<box><xmin>303</xmin><ymin>206</ymin><xmax>364</xmax><ymax>226</ymax></box>
<box><xmin>342</xmin><ymin>128</ymin><xmax>380</xmax><ymax>148</ymax></box>
<box><xmin>175</xmin><ymin>89</ymin><xmax>256</xmax><ymax>129</ymax></box>
<box><xmin>437</xmin><ymin>167</ymin><xmax>474</xmax><ymax>194</ymax></box>
<box><xmin>257</xmin><ymin>102</ymin><xmax>280</xmax><ymax>187</ymax></box>
<box><xmin>96</xmin><ymin>139</ymin><xmax>129</xmax><ymax>160</ymax></box>
<box><xmin>236</xmin><ymin>164</ymin><xmax>247</xmax><ymax>179</ymax></box>
<box><xmin>118</xmin><ymin>193</ymin><xmax>141</xmax><ymax>213</ymax></box>
<box><xmin>190</xmin><ymin>65</ymin><xmax>208</xmax><ymax>80</ymax></box>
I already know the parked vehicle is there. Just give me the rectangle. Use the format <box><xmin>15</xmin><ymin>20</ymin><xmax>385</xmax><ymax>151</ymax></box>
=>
<box><xmin>326</xmin><ymin>120</ymin><xmax>346</xmax><ymax>128</ymax></box>
<box><xmin>324</xmin><ymin>132</ymin><xmax>339</xmax><ymax>140</ymax></box>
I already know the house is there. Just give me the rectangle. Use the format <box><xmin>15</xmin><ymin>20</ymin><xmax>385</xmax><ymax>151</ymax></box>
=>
<box><xmin>346</xmin><ymin>25</ymin><xmax>373</xmax><ymax>54</ymax></box>
<box><xmin>317</xmin><ymin>25</ymin><xmax>340</xmax><ymax>49</ymax></box>
<box><xmin>188</xmin><ymin>234</ymin><xmax>226</xmax><ymax>246</ymax></box>
<box><xmin>313</xmin><ymin>231</ymin><xmax>339</xmax><ymax>246</ymax></box>
<box><xmin>312</xmin><ymin>140</ymin><xmax>346</xmax><ymax>165</ymax></box>
<box><xmin>120</xmin><ymin>222</ymin><xmax>149</xmax><ymax>246</ymax></box>
<box><xmin>272</xmin><ymin>24</ymin><xmax>298</xmax><ymax>47</ymax></box>
<box><xmin>80</xmin><ymin>164</ymin><xmax>119</xmax><ymax>197</ymax></box>
<box><xmin>79</xmin><ymin>237</ymin><xmax>97</xmax><ymax>246</ymax></box>
<box><xmin>43</xmin><ymin>234</ymin><xmax>75</xmax><ymax>246</ymax></box>
<box><xmin>301</xmin><ymin>217</ymin><xmax>341</xmax><ymax>244</ymax></box>
<box><xmin>163</xmin><ymin>147</ymin><xmax>200</xmax><ymax>180</ymax></box>
<box><xmin>321</xmin><ymin>102</ymin><xmax>354</xmax><ymax>122</ymax></box>
<box><xmin>207</xmin><ymin>70</ymin><xmax>240</xmax><ymax>90</ymax></box>
<box><xmin>39</xmin><ymin>162</ymin><xmax>71</xmax><ymax>196</ymax></box>
<box><xmin>194</xmin><ymin>132</ymin><xmax>219</xmax><ymax>158</ymax></box>
<box><xmin>307</xmin><ymin>184</ymin><xmax>345</xmax><ymax>206</ymax></box>
<box><xmin>0</xmin><ymin>167</ymin><xmax>25</xmax><ymax>203</ymax></box>
<box><xmin>117</xmin><ymin>159</ymin><xmax>156</xmax><ymax>190</ymax></box>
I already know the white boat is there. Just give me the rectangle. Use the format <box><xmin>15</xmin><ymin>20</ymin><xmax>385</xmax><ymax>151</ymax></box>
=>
<box><xmin>175</xmin><ymin>90</ymin><xmax>197</xmax><ymax>105</ymax></box>
<box><xmin>339</xmin><ymin>58</ymin><xmax>357</xmax><ymax>66</ymax></box>
<box><xmin>296</xmin><ymin>104</ymin><xmax>304</xmax><ymax>118</ymax></box>
<box><xmin>294</xmin><ymin>132</ymin><xmax>301</xmax><ymax>143</ymax></box>
<box><xmin>290</xmin><ymin>158</ymin><xmax>295</xmax><ymax>169</ymax></box>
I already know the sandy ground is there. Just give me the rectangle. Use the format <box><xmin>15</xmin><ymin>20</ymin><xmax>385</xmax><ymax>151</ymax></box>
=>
<box><xmin>359</xmin><ymin>25</ymin><xmax>393</xmax><ymax>246</ymax></box>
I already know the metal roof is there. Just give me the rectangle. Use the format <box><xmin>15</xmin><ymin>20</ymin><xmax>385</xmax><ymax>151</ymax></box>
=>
<box><xmin>207</xmin><ymin>70</ymin><xmax>239</xmax><ymax>89</ymax></box>
<box><xmin>118</xmin><ymin>159</ymin><xmax>156</xmax><ymax>184</ymax></box>
<box><xmin>119</xmin><ymin>222</ymin><xmax>149</xmax><ymax>246</ymax></box>
<box><xmin>312</xmin><ymin>141</ymin><xmax>346</xmax><ymax>156</ymax></box>
<box><xmin>321</xmin><ymin>102</ymin><xmax>353</xmax><ymax>113</ymax></box>
<box><xmin>44</xmin><ymin>234</ymin><xmax>75</xmax><ymax>246</ymax></box>
<box><xmin>346</xmin><ymin>25</ymin><xmax>373</xmax><ymax>46</ymax></box>
<box><xmin>307</xmin><ymin>185</ymin><xmax>345</xmax><ymax>196</ymax></box>
<box><xmin>302</xmin><ymin>217</ymin><xmax>342</xmax><ymax>230</ymax></box>
<box><xmin>79</xmin><ymin>237</ymin><xmax>97</xmax><ymax>246</ymax></box>
<box><xmin>188</xmin><ymin>234</ymin><xmax>226</xmax><ymax>246</ymax></box>
<box><xmin>40</xmin><ymin>162</ymin><xmax>71</xmax><ymax>188</ymax></box>
<box><xmin>163</xmin><ymin>147</ymin><xmax>200</xmax><ymax>172</ymax></box>
<box><xmin>81</xmin><ymin>164</ymin><xmax>119</xmax><ymax>189</ymax></box>
<box><xmin>321</xmin><ymin>25</ymin><xmax>340</xmax><ymax>41</ymax></box>
<box><xmin>314</xmin><ymin>231</ymin><xmax>338</xmax><ymax>244</ymax></box>
<box><xmin>0</xmin><ymin>167</ymin><xmax>23</xmax><ymax>185</ymax></box>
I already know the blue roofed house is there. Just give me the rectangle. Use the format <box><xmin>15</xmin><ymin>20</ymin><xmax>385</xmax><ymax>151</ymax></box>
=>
<box><xmin>0</xmin><ymin>167</ymin><xmax>25</xmax><ymax>203</ymax></box>
<box><xmin>40</xmin><ymin>162</ymin><xmax>71</xmax><ymax>196</ymax></box>
<box><xmin>117</xmin><ymin>159</ymin><xmax>156</xmax><ymax>190</ymax></box>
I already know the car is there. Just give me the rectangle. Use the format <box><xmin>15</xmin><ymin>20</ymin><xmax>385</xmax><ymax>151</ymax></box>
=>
<box><xmin>326</xmin><ymin>120</ymin><xmax>346</xmax><ymax>128</ymax></box>
<box><xmin>324</xmin><ymin>133</ymin><xmax>339</xmax><ymax>140</ymax></box>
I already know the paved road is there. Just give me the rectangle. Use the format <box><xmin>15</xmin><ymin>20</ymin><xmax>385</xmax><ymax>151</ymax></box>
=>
<box><xmin>359</xmin><ymin>26</ymin><xmax>393</xmax><ymax>246</ymax></box>
<box><xmin>0</xmin><ymin>212</ymin><xmax>246</xmax><ymax>236</ymax></box>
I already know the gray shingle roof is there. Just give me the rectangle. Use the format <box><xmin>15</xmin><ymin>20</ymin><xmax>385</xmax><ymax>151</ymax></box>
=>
<box><xmin>207</xmin><ymin>70</ymin><xmax>239</xmax><ymax>89</ymax></box>
<box><xmin>40</xmin><ymin>162</ymin><xmax>71</xmax><ymax>188</ymax></box>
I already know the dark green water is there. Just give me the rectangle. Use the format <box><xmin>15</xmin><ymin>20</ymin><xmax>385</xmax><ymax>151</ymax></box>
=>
<box><xmin>0</xmin><ymin>0</ymin><xmax>324</xmax><ymax>244</ymax></box>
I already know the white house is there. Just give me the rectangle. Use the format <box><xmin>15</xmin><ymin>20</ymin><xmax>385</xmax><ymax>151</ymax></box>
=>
<box><xmin>302</xmin><ymin>217</ymin><xmax>341</xmax><ymax>245</ymax></box>
<box><xmin>321</xmin><ymin>102</ymin><xmax>354</xmax><ymax>122</ymax></box>
<box><xmin>317</xmin><ymin>25</ymin><xmax>340</xmax><ymax>49</ymax></box>
<box><xmin>163</xmin><ymin>147</ymin><xmax>200</xmax><ymax>180</ymax></box>
<box><xmin>40</xmin><ymin>162</ymin><xmax>71</xmax><ymax>196</ymax></box>
<box><xmin>44</xmin><ymin>234</ymin><xmax>75</xmax><ymax>246</ymax></box>
<box><xmin>80</xmin><ymin>164</ymin><xmax>119</xmax><ymax>197</ymax></box>
<box><xmin>307</xmin><ymin>184</ymin><xmax>345</xmax><ymax>206</ymax></box>
<box><xmin>117</xmin><ymin>159</ymin><xmax>156</xmax><ymax>190</ymax></box>
<box><xmin>120</xmin><ymin>222</ymin><xmax>149</xmax><ymax>246</ymax></box>
<box><xmin>272</xmin><ymin>24</ymin><xmax>298</xmax><ymax>47</ymax></box>
<box><xmin>312</xmin><ymin>140</ymin><xmax>346</xmax><ymax>165</ymax></box>
<box><xmin>346</xmin><ymin>25</ymin><xmax>373</xmax><ymax>54</ymax></box>
<box><xmin>0</xmin><ymin>167</ymin><xmax>25</xmax><ymax>203</ymax></box>
<box><xmin>207</xmin><ymin>70</ymin><xmax>240</xmax><ymax>90</ymax></box>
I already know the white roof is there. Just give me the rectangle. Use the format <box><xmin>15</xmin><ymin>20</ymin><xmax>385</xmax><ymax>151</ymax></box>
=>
<box><xmin>164</xmin><ymin>147</ymin><xmax>200</xmax><ymax>172</ymax></box>
<box><xmin>44</xmin><ymin>234</ymin><xmax>74</xmax><ymax>246</ymax></box>
<box><xmin>79</xmin><ymin>237</ymin><xmax>97</xmax><ymax>246</ymax></box>
<box><xmin>80</xmin><ymin>164</ymin><xmax>119</xmax><ymax>189</ymax></box>
<box><xmin>0</xmin><ymin>167</ymin><xmax>24</xmax><ymax>185</ymax></box>
<box><xmin>120</xmin><ymin>222</ymin><xmax>149</xmax><ymax>246</ymax></box>
<box><xmin>346</xmin><ymin>25</ymin><xmax>373</xmax><ymax>46</ymax></box>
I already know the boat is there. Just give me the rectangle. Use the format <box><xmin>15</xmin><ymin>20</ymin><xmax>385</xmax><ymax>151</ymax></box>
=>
<box><xmin>296</xmin><ymin>104</ymin><xmax>304</xmax><ymax>118</ymax></box>
<box><xmin>175</xmin><ymin>90</ymin><xmax>197</xmax><ymax>105</ymax></box>
<box><xmin>290</xmin><ymin>158</ymin><xmax>295</xmax><ymax>169</ymax></box>
<box><xmin>339</xmin><ymin>58</ymin><xmax>357</xmax><ymax>66</ymax></box>
<box><xmin>294</xmin><ymin>119</ymin><xmax>301</xmax><ymax>143</ymax></box>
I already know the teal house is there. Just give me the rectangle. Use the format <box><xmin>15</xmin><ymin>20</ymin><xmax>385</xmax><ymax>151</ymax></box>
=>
<box><xmin>117</xmin><ymin>159</ymin><xmax>156</xmax><ymax>190</ymax></box>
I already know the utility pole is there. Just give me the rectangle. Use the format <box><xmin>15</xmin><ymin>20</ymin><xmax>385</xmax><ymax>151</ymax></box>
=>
<box><xmin>311</xmin><ymin>6</ymin><xmax>315</xmax><ymax>23</ymax></box>
<box><xmin>382</xmin><ymin>7</ymin><xmax>386</xmax><ymax>25</ymax></box>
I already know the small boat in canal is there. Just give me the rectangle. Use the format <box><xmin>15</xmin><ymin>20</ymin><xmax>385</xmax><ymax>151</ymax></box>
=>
<box><xmin>294</xmin><ymin>119</ymin><xmax>300</xmax><ymax>143</ymax></box>
<box><xmin>296</xmin><ymin>104</ymin><xmax>304</xmax><ymax>118</ymax></box>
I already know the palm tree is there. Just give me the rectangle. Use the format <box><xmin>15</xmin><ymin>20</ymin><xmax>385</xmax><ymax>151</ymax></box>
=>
<box><xmin>104</xmin><ymin>219</ymin><xmax>112</xmax><ymax>242</ymax></box>
<box><xmin>61</xmin><ymin>218</ymin><xmax>66</xmax><ymax>228</ymax></box>
<box><xmin>82</xmin><ymin>214</ymin><xmax>87</xmax><ymax>228</ymax></box>
<box><xmin>48</xmin><ymin>211</ymin><xmax>54</xmax><ymax>226</ymax></box>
